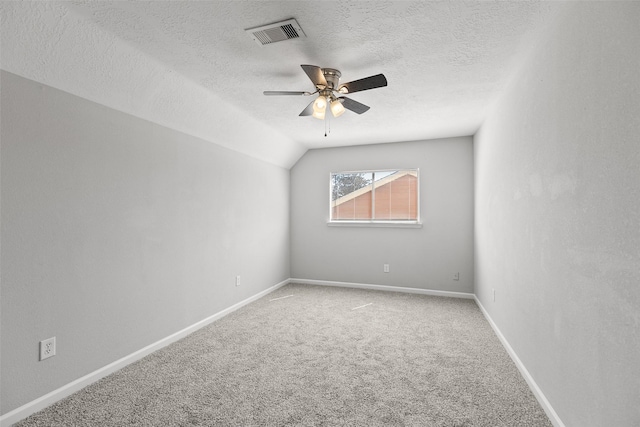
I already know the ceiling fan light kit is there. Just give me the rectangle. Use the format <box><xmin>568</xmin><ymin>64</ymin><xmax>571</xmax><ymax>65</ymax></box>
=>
<box><xmin>310</xmin><ymin>92</ymin><xmax>345</xmax><ymax>120</ymax></box>
<box><xmin>264</xmin><ymin>65</ymin><xmax>387</xmax><ymax>122</ymax></box>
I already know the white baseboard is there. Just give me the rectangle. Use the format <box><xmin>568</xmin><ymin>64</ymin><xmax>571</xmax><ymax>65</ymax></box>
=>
<box><xmin>290</xmin><ymin>278</ymin><xmax>475</xmax><ymax>299</ymax></box>
<box><xmin>473</xmin><ymin>296</ymin><xmax>565</xmax><ymax>427</ymax></box>
<box><xmin>0</xmin><ymin>279</ymin><xmax>289</xmax><ymax>427</ymax></box>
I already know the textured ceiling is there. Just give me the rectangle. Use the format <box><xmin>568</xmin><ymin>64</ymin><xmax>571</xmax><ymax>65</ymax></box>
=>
<box><xmin>0</xmin><ymin>1</ymin><xmax>566</xmax><ymax>168</ymax></box>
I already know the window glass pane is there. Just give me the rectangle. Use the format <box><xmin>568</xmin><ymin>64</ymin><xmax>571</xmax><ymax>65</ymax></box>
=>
<box><xmin>330</xmin><ymin>172</ymin><xmax>373</xmax><ymax>220</ymax></box>
<box><xmin>373</xmin><ymin>170</ymin><xmax>418</xmax><ymax>220</ymax></box>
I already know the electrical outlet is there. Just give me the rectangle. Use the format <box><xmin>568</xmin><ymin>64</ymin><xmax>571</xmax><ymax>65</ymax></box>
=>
<box><xmin>235</xmin><ymin>275</ymin><xmax>241</xmax><ymax>287</ymax></box>
<box><xmin>453</xmin><ymin>272</ymin><xmax>460</xmax><ymax>281</ymax></box>
<box><xmin>40</xmin><ymin>337</ymin><xmax>56</xmax><ymax>361</ymax></box>
<box><xmin>383</xmin><ymin>264</ymin><xmax>390</xmax><ymax>273</ymax></box>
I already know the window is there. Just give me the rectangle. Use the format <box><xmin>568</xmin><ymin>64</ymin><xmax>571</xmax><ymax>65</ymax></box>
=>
<box><xmin>329</xmin><ymin>169</ymin><xmax>420</xmax><ymax>225</ymax></box>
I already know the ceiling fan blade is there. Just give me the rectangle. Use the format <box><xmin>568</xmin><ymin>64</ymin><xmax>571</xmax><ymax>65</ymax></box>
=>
<box><xmin>263</xmin><ymin>91</ymin><xmax>310</xmax><ymax>96</ymax></box>
<box><xmin>338</xmin><ymin>74</ymin><xmax>387</xmax><ymax>94</ymax></box>
<box><xmin>339</xmin><ymin>97</ymin><xmax>370</xmax><ymax>114</ymax></box>
<box><xmin>301</xmin><ymin>65</ymin><xmax>328</xmax><ymax>88</ymax></box>
<box><xmin>299</xmin><ymin>99</ymin><xmax>315</xmax><ymax>116</ymax></box>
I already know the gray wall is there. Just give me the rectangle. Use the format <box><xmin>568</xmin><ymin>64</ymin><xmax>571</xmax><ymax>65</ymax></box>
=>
<box><xmin>291</xmin><ymin>137</ymin><xmax>474</xmax><ymax>292</ymax></box>
<box><xmin>474</xmin><ymin>3</ymin><xmax>640</xmax><ymax>426</ymax></box>
<box><xmin>0</xmin><ymin>71</ymin><xmax>290</xmax><ymax>414</ymax></box>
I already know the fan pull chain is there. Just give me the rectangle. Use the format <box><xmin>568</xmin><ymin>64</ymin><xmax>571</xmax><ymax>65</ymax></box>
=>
<box><xmin>324</xmin><ymin>112</ymin><xmax>330</xmax><ymax>137</ymax></box>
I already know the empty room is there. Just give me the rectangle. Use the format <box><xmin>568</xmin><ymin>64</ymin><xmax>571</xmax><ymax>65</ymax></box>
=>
<box><xmin>1</xmin><ymin>1</ymin><xmax>638</xmax><ymax>426</ymax></box>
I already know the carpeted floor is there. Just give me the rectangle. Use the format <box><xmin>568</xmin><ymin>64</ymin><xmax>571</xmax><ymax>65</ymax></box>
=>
<box><xmin>16</xmin><ymin>283</ymin><xmax>552</xmax><ymax>426</ymax></box>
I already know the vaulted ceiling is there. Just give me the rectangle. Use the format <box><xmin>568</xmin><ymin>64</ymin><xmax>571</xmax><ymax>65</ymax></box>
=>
<box><xmin>0</xmin><ymin>1</ymin><xmax>566</xmax><ymax>168</ymax></box>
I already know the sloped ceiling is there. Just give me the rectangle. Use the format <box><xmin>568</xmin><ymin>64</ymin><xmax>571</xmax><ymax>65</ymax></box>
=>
<box><xmin>0</xmin><ymin>1</ymin><xmax>566</xmax><ymax>168</ymax></box>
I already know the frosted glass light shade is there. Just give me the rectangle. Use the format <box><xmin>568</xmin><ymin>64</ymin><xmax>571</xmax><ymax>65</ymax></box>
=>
<box><xmin>312</xmin><ymin>96</ymin><xmax>327</xmax><ymax>120</ymax></box>
<box><xmin>313</xmin><ymin>96</ymin><xmax>327</xmax><ymax>112</ymax></box>
<box><xmin>330</xmin><ymin>99</ymin><xmax>345</xmax><ymax>117</ymax></box>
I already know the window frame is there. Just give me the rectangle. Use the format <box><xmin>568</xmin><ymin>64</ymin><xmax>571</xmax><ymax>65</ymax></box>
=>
<box><xmin>328</xmin><ymin>168</ymin><xmax>422</xmax><ymax>228</ymax></box>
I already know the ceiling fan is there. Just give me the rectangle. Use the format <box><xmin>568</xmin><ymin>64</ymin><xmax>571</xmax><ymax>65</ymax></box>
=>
<box><xmin>264</xmin><ymin>65</ymin><xmax>387</xmax><ymax>120</ymax></box>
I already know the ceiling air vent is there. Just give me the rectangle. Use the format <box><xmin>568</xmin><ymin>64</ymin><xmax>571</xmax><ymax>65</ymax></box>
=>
<box><xmin>245</xmin><ymin>18</ymin><xmax>306</xmax><ymax>46</ymax></box>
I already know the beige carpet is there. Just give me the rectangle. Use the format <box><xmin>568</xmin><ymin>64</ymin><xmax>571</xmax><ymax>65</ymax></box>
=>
<box><xmin>17</xmin><ymin>283</ymin><xmax>552</xmax><ymax>426</ymax></box>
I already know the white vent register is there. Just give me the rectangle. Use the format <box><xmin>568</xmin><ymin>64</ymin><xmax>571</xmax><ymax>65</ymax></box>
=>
<box><xmin>245</xmin><ymin>18</ymin><xmax>306</xmax><ymax>46</ymax></box>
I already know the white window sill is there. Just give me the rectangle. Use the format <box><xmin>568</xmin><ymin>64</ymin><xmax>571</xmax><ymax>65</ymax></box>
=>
<box><xmin>327</xmin><ymin>221</ymin><xmax>423</xmax><ymax>229</ymax></box>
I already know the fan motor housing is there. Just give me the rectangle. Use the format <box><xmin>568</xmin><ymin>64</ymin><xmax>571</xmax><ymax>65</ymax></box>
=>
<box><xmin>321</xmin><ymin>68</ymin><xmax>341</xmax><ymax>90</ymax></box>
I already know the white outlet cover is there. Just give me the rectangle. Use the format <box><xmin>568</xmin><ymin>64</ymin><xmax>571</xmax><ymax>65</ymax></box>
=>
<box><xmin>40</xmin><ymin>337</ymin><xmax>56</xmax><ymax>361</ymax></box>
